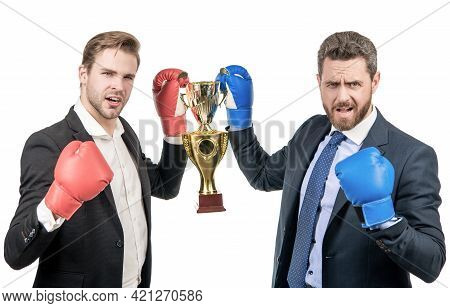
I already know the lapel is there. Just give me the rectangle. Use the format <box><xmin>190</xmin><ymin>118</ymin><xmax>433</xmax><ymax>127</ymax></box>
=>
<box><xmin>119</xmin><ymin>117</ymin><xmax>148</xmax><ymax>190</ymax></box>
<box><xmin>290</xmin><ymin>120</ymin><xmax>331</xmax><ymax>193</ymax></box>
<box><xmin>64</xmin><ymin>106</ymin><xmax>123</xmax><ymax>236</ymax></box>
<box><xmin>120</xmin><ymin>121</ymin><xmax>141</xmax><ymax>166</ymax></box>
<box><xmin>284</xmin><ymin>118</ymin><xmax>331</xmax><ymax>229</ymax></box>
<box><xmin>327</xmin><ymin>108</ymin><xmax>390</xmax><ymax>228</ymax></box>
<box><xmin>119</xmin><ymin>118</ymin><xmax>152</xmax><ymax>224</ymax></box>
<box><xmin>119</xmin><ymin>120</ymin><xmax>150</xmax><ymax>199</ymax></box>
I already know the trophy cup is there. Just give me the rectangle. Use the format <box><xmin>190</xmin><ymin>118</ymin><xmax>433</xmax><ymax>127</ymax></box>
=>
<box><xmin>181</xmin><ymin>80</ymin><xmax>228</xmax><ymax>213</ymax></box>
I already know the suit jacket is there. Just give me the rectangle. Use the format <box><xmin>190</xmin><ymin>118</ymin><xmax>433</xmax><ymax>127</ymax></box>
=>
<box><xmin>228</xmin><ymin>109</ymin><xmax>445</xmax><ymax>287</ymax></box>
<box><xmin>4</xmin><ymin>106</ymin><xmax>187</xmax><ymax>287</ymax></box>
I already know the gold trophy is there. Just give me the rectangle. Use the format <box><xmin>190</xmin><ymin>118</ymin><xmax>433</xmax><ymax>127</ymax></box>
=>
<box><xmin>181</xmin><ymin>80</ymin><xmax>228</xmax><ymax>213</ymax></box>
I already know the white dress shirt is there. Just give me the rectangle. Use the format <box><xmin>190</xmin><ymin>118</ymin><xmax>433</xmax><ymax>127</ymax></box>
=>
<box><xmin>37</xmin><ymin>100</ymin><xmax>150</xmax><ymax>287</ymax></box>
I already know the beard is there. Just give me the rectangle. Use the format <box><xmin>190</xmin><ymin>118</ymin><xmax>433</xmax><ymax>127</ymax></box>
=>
<box><xmin>324</xmin><ymin>98</ymin><xmax>372</xmax><ymax>131</ymax></box>
<box><xmin>86</xmin><ymin>84</ymin><xmax>126</xmax><ymax>120</ymax></box>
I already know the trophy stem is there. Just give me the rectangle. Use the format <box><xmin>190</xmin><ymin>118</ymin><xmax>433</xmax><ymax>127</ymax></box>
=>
<box><xmin>197</xmin><ymin>123</ymin><xmax>213</xmax><ymax>132</ymax></box>
<box><xmin>199</xmin><ymin>174</ymin><xmax>217</xmax><ymax>195</ymax></box>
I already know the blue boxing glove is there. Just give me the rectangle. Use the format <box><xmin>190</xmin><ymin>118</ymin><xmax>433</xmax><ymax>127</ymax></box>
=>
<box><xmin>216</xmin><ymin>65</ymin><xmax>253</xmax><ymax>129</ymax></box>
<box><xmin>335</xmin><ymin>147</ymin><xmax>396</xmax><ymax>229</ymax></box>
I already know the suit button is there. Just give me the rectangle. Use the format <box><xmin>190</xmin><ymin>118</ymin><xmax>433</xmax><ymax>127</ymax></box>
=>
<box><xmin>308</xmin><ymin>270</ymin><xmax>313</xmax><ymax>275</ymax></box>
<box><xmin>141</xmin><ymin>153</ymin><xmax>146</xmax><ymax>160</ymax></box>
<box><xmin>116</xmin><ymin>240</ymin><xmax>123</xmax><ymax>248</ymax></box>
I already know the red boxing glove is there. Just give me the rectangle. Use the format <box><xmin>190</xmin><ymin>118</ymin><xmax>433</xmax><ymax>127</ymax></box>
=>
<box><xmin>152</xmin><ymin>68</ymin><xmax>189</xmax><ymax>136</ymax></box>
<box><xmin>45</xmin><ymin>141</ymin><xmax>114</xmax><ymax>220</ymax></box>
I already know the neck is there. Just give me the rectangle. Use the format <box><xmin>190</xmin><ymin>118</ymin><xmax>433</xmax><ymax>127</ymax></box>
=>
<box><xmin>79</xmin><ymin>93</ymin><xmax>115</xmax><ymax>136</ymax></box>
<box><xmin>363</xmin><ymin>104</ymin><xmax>374</xmax><ymax>120</ymax></box>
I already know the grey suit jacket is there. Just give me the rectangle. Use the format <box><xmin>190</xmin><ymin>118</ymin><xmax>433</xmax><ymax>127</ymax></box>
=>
<box><xmin>228</xmin><ymin>109</ymin><xmax>445</xmax><ymax>287</ymax></box>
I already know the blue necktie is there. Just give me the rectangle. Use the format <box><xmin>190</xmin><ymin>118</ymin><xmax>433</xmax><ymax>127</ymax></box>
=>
<box><xmin>287</xmin><ymin>131</ymin><xmax>346</xmax><ymax>288</ymax></box>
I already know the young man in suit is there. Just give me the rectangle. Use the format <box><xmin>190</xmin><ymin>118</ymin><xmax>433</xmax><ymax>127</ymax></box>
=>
<box><xmin>4</xmin><ymin>31</ymin><xmax>189</xmax><ymax>287</ymax></box>
<box><xmin>216</xmin><ymin>31</ymin><xmax>445</xmax><ymax>287</ymax></box>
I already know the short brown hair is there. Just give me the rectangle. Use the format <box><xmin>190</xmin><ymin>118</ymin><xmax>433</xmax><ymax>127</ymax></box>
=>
<box><xmin>81</xmin><ymin>31</ymin><xmax>141</xmax><ymax>72</ymax></box>
<box><xmin>318</xmin><ymin>31</ymin><xmax>377</xmax><ymax>79</ymax></box>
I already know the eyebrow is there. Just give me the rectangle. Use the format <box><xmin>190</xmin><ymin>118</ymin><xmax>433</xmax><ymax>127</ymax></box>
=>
<box><xmin>324</xmin><ymin>79</ymin><xmax>364</xmax><ymax>85</ymax></box>
<box><xmin>100</xmin><ymin>68</ymin><xmax>135</xmax><ymax>79</ymax></box>
<box><xmin>124</xmin><ymin>73</ymin><xmax>136</xmax><ymax>79</ymax></box>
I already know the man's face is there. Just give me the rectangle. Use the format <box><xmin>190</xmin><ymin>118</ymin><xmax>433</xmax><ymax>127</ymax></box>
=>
<box><xmin>79</xmin><ymin>48</ymin><xmax>137</xmax><ymax>120</ymax></box>
<box><xmin>317</xmin><ymin>57</ymin><xmax>380</xmax><ymax>131</ymax></box>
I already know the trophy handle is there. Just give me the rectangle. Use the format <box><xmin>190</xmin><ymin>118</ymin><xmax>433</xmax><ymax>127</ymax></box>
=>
<box><xmin>182</xmin><ymin>134</ymin><xmax>200</xmax><ymax>170</ymax></box>
<box><xmin>217</xmin><ymin>68</ymin><xmax>230</xmax><ymax>107</ymax></box>
<box><xmin>218</xmin><ymin>90</ymin><xmax>228</xmax><ymax>107</ymax></box>
<box><xmin>218</xmin><ymin>132</ymin><xmax>229</xmax><ymax>161</ymax></box>
<box><xmin>180</xmin><ymin>93</ymin><xmax>189</xmax><ymax>108</ymax></box>
<box><xmin>219</xmin><ymin>67</ymin><xmax>229</xmax><ymax>75</ymax></box>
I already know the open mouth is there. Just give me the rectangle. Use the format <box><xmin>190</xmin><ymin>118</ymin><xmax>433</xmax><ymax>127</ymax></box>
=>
<box><xmin>105</xmin><ymin>95</ymin><xmax>122</xmax><ymax>107</ymax></box>
<box><xmin>335</xmin><ymin>106</ymin><xmax>354</xmax><ymax>114</ymax></box>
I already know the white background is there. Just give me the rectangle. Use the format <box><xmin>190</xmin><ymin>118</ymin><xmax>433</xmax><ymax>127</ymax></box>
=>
<box><xmin>0</xmin><ymin>0</ymin><xmax>449</xmax><ymax>304</ymax></box>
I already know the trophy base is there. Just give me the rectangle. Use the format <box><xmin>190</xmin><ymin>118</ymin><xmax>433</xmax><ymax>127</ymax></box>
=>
<box><xmin>197</xmin><ymin>193</ymin><xmax>226</xmax><ymax>213</ymax></box>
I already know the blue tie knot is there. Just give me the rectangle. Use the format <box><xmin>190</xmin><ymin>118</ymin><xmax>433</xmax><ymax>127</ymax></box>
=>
<box><xmin>328</xmin><ymin>131</ymin><xmax>346</xmax><ymax>147</ymax></box>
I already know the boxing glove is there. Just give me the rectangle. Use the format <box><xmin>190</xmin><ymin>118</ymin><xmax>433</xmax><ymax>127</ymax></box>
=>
<box><xmin>216</xmin><ymin>65</ymin><xmax>253</xmax><ymax>129</ymax></box>
<box><xmin>45</xmin><ymin>141</ymin><xmax>114</xmax><ymax>220</ymax></box>
<box><xmin>152</xmin><ymin>68</ymin><xmax>189</xmax><ymax>136</ymax></box>
<box><xmin>335</xmin><ymin>147</ymin><xmax>395</xmax><ymax>228</ymax></box>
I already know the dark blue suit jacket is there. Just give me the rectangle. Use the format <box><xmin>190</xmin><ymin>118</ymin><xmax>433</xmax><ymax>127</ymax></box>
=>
<box><xmin>228</xmin><ymin>109</ymin><xmax>445</xmax><ymax>287</ymax></box>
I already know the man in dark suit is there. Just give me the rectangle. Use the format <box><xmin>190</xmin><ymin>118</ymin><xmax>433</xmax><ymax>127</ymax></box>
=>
<box><xmin>216</xmin><ymin>31</ymin><xmax>445</xmax><ymax>287</ymax></box>
<box><xmin>4</xmin><ymin>31</ymin><xmax>189</xmax><ymax>287</ymax></box>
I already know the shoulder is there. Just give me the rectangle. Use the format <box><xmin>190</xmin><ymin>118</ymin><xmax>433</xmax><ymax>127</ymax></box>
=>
<box><xmin>383</xmin><ymin>115</ymin><xmax>435</xmax><ymax>156</ymax></box>
<box><xmin>291</xmin><ymin>114</ymin><xmax>329</xmax><ymax>138</ymax></box>
<box><xmin>305</xmin><ymin>114</ymin><xmax>328</xmax><ymax>126</ymax></box>
<box><xmin>379</xmin><ymin>114</ymin><xmax>438</xmax><ymax>176</ymax></box>
<box><xmin>24</xmin><ymin>118</ymin><xmax>72</xmax><ymax>151</ymax></box>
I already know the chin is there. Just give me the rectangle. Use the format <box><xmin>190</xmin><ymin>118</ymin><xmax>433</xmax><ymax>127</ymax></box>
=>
<box><xmin>328</xmin><ymin>113</ymin><xmax>354</xmax><ymax>131</ymax></box>
<box><xmin>99</xmin><ymin>108</ymin><xmax>121</xmax><ymax>120</ymax></box>
<box><xmin>334</xmin><ymin>116</ymin><xmax>356</xmax><ymax>130</ymax></box>
<box><xmin>328</xmin><ymin>103</ymin><xmax>371</xmax><ymax>131</ymax></box>
<box><xmin>102</xmin><ymin>104</ymin><xmax>124</xmax><ymax>118</ymax></box>
<box><xmin>333</xmin><ymin>120</ymin><xmax>356</xmax><ymax>131</ymax></box>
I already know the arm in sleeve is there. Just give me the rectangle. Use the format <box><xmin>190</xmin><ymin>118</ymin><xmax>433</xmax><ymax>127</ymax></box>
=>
<box><xmin>227</xmin><ymin>123</ymin><xmax>303</xmax><ymax>192</ymax></box>
<box><xmin>145</xmin><ymin>140</ymin><xmax>188</xmax><ymax>200</ymax></box>
<box><xmin>372</xmin><ymin>144</ymin><xmax>446</xmax><ymax>283</ymax></box>
<box><xmin>4</xmin><ymin>131</ymin><xmax>63</xmax><ymax>270</ymax></box>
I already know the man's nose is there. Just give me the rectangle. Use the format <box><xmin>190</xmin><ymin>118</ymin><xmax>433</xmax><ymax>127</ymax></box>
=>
<box><xmin>110</xmin><ymin>76</ymin><xmax>124</xmax><ymax>91</ymax></box>
<box><xmin>337</xmin><ymin>85</ymin><xmax>351</xmax><ymax>103</ymax></box>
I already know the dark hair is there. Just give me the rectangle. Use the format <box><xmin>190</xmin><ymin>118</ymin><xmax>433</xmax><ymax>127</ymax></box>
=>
<box><xmin>318</xmin><ymin>31</ymin><xmax>377</xmax><ymax>79</ymax></box>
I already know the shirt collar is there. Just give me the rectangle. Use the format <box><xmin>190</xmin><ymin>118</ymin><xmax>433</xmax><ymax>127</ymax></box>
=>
<box><xmin>329</xmin><ymin>105</ymin><xmax>377</xmax><ymax>146</ymax></box>
<box><xmin>74</xmin><ymin>99</ymin><xmax>125</xmax><ymax>139</ymax></box>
